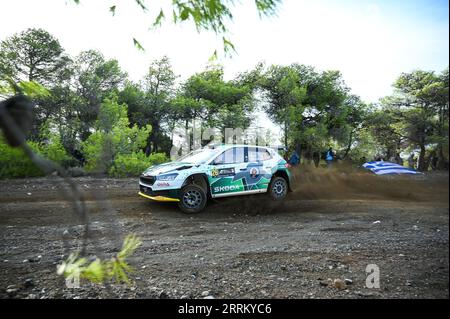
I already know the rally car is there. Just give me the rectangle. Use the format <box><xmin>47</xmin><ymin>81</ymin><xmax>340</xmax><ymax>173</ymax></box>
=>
<box><xmin>138</xmin><ymin>144</ymin><xmax>293</xmax><ymax>213</ymax></box>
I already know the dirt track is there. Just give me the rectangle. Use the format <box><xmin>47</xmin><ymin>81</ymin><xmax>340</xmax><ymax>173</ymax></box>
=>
<box><xmin>0</xmin><ymin>169</ymin><xmax>448</xmax><ymax>299</ymax></box>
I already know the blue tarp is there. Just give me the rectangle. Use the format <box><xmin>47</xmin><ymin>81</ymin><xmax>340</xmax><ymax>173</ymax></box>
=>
<box><xmin>362</xmin><ymin>161</ymin><xmax>419</xmax><ymax>175</ymax></box>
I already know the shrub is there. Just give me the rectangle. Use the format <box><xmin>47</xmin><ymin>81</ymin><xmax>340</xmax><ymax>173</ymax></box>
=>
<box><xmin>147</xmin><ymin>152</ymin><xmax>169</xmax><ymax>166</ymax></box>
<box><xmin>40</xmin><ymin>135</ymin><xmax>72</xmax><ymax>167</ymax></box>
<box><xmin>0</xmin><ymin>139</ymin><xmax>42</xmax><ymax>178</ymax></box>
<box><xmin>0</xmin><ymin>135</ymin><xmax>73</xmax><ymax>179</ymax></box>
<box><xmin>82</xmin><ymin>95</ymin><xmax>152</xmax><ymax>173</ymax></box>
<box><xmin>109</xmin><ymin>151</ymin><xmax>168</xmax><ymax>177</ymax></box>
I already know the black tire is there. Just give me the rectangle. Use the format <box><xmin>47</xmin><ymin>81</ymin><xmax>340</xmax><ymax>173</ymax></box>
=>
<box><xmin>178</xmin><ymin>184</ymin><xmax>207</xmax><ymax>214</ymax></box>
<box><xmin>268</xmin><ymin>176</ymin><xmax>288</xmax><ymax>200</ymax></box>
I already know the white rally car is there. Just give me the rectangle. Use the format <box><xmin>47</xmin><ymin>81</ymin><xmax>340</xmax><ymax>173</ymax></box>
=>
<box><xmin>138</xmin><ymin>144</ymin><xmax>293</xmax><ymax>213</ymax></box>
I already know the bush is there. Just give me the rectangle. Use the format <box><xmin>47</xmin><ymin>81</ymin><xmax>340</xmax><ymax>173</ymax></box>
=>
<box><xmin>147</xmin><ymin>152</ymin><xmax>169</xmax><ymax>166</ymax></box>
<box><xmin>40</xmin><ymin>136</ymin><xmax>73</xmax><ymax>167</ymax></box>
<box><xmin>0</xmin><ymin>136</ymin><xmax>73</xmax><ymax>179</ymax></box>
<box><xmin>0</xmin><ymin>140</ymin><xmax>42</xmax><ymax>178</ymax></box>
<box><xmin>109</xmin><ymin>151</ymin><xmax>168</xmax><ymax>177</ymax></box>
<box><xmin>82</xmin><ymin>95</ymin><xmax>152</xmax><ymax>173</ymax></box>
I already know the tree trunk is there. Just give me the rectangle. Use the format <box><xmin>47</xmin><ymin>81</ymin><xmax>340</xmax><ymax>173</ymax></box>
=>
<box><xmin>145</xmin><ymin>134</ymin><xmax>152</xmax><ymax>156</ymax></box>
<box><xmin>437</xmin><ymin>103</ymin><xmax>448</xmax><ymax>170</ymax></box>
<box><xmin>418</xmin><ymin>143</ymin><xmax>427</xmax><ymax>172</ymax></box>
<box><xmin>437</xmin><ymin>145</ymin><xmax>446</xmax><ymax>170</ymax></box>
<box><xmin>184</xmin><ymin>119</ymin><xmax>193</xmax><ymax>152</ymax></box>
<box><xmin>343</xmin><ymin>130</ymin><xmax>354</xmax><ymax>159</ymax></box>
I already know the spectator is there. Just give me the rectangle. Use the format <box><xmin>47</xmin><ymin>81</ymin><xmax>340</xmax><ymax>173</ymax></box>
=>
<box><xmin>288</xmin><ymin>151</ymin><xmax>300</xmax><ymax>166</ymax></box>
<box><xmin>360</xmin><ymin>156</ymin><xmax>367</xmax><ymax>166</ymax></box>
<box><xmin>325</xmin><ymin>147</ymin><xmax>335</xmax><ymax>168</ymax></box>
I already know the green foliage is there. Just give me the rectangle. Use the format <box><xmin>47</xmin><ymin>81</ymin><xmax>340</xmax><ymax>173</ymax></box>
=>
<box><xmin>376</xmin><ymin>68</ymin><xmax>449</xmax><ymax>170</ymax></box>
<box><xmin>177</xmin><ymin>65</ymin><xmax>255</xmax><ymax>142</ymax></box>
<box><xmin>71</xmin><ymin>50</ymin><xmax>127</xmax><ymax>141</ymax></box>
<box><xmin>17</xmin><ymin>81</ymin><xmax>51</xmax><ymax>98</ymax></box>
<box><xmin>109</xmin><ymin>151</ymin><xmax>168</xmax><ymax>177</ymax></box>
<box><xmin>119</xmin><ymin>56</ymin><xmax>176</xmax><ymax>155</ymax></box>
<box><xmin>256</xmin><ymin>63</ymin><xmax>358</xmax><ymax>157</ymax></box>
<box><xmin>346</xmin><ymin>128</ymin><xmax>380</xmax><ymax>162</ymax></box>
<box><xmin>147</xmin><ymin>152</ymin><xmax>169</xmax><ymax>165</ymax></box>
<box><xmin>0</xmin><ymin>79</ymin><xmax>51</xmax><ymax>99</ymax></box>
<box><xmin>132</xmin><ymin>38</ymin><xmax>145</xmax><ymax>51</ymax></box>
<box><xmin>0</xmin><ymin>139</ymin><xmax>42</xmax><ymax>178</ymax></box>
<box><xmin>2</xmin><ymin>26</ymin><xmax>447</xmax><ymax>172</ymax></box>
<box><xmin>57</xmin><ymin>234</ymin><xmax>142</xmax><ymax>285</ymax></box>
<box><xmin>82</xmin><ymin>95</ymin><xmax>152</xmax><ymax>173</ymax></box>
<box><xmin>0</xmin><ymin>133</ymin><xmax>72</xmax><ymax>178</ymax></box>
<box><xmin>40</xmin><ymin>135</ymin><xmax>72</xmax><ymax>166</ymax></box>
<box><xmin>0</xmin><ymin>28</ymin><xmax>70</xmax><ymax>85</ymax></box>
<box><xmin>69</xmin><ymin>0</ymin><xmax>281</xmax><ymax>55</ymax></box>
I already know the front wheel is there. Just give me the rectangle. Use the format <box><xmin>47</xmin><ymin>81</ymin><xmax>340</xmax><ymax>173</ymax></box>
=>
<box><xmin>178</xmin><ymin>185</ymin><xmax>207</xmax><ymax>214</ymax></box>
<box><xmin>268</xmin><ymin>176</ymin><xmax>288</xmax><ymax>200</ymax></box>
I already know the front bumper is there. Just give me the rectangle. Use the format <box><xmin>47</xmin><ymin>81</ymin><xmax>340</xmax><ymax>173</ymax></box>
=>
<box><xmin>139</xmin><ymin>183</ymin><xmax>180</xmax><ymax>202</ymax></box>
<box><xmin>138</xmin><ymin>191</ymin><xmax>180</xmax><ymax>202</ymax></box>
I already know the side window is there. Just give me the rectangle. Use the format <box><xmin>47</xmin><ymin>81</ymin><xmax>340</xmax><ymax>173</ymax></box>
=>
<box><xmin>235</xmin><ymin>147</ymin><xmax>245</xmax><ymax>163</ymax></box>
<box><xmin>213</xmin><ymin>147</ymin><xmax>245</xmax><ymax>164</ymax></box>
<box><xmin>259</xmin><ymin>148</ymin><xmax>272</xmax><ymax>160</ymax></box>
<box><xmin>248</xmin><ymin>147</ymin><xmax>258</xmax><ymax>162</ymax></box>
<box><xmin>248</xmin><ymin>147</ymin><xmax>272</xmax><ymax>162</ymax></box>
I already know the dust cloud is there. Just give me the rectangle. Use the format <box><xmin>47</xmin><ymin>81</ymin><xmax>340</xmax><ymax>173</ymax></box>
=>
<box><xmin>210</xmin><ymin>165</ymin><xmax>449</xmax><ymax>215</ymax></box>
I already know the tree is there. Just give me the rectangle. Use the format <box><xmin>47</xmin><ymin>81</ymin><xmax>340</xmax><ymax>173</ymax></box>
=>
<box><xmin>258</xmin><ymin>63</ymin><xmax>355</xmax><ymax>161</ymax></box>
<box><xmin>429</xmin><ymin>68</ymin><xmax>448</xmax><ymax>169</ymax></box>
<box><xmin>0</xmin><ymin>29</ymin><xmax>73</xmax><ymax>141</ymax></box>
<box><xmin>293</xmin><ymin>68</ymin><xmax>350</xmax><ymax>159</ymax></box>
<box><xmin>259</xmin><ymin>65</ymin><xmax>306</xmax><ymax>149</ymax></box>
<box><xmin>73</xmin><ymin>50</ymin><xmax>127</xmax><ymax>141</ymax></box>
<box><xmin>380</xmin><ymin>68</ymin><xmax>449</xmax><ymax>171</ymax></box>
<box><xmin>38</xmin><ymin>86</ymin><xmax>84</xmax><ymax>154</ymax></box>
<box><xmin>0</xmin><ymin>28</ymin><xmax>70</xmax><ymax>85</ymax></box>
<box><xmin>178</xmin><ymin>65</ymin><xmax>255</xmax><ymax>145</ymax></box>
<box><xmin>119</xmin><ymin>56</ymin><xmax>177</xmax><ymax>155</ymax></box>
<box><xmin>141</xmin><ymin>56</ymin><xmax>177</xmax><ymax>154</ymax></box>
<box><xmin>341</xmin><ymin>95</ymin><xmax>369</xmax><ymax>160</ymax></box>
<box><xmin>366</xmin><ymin>105</ymin><xmax>404</xmax><ymax>160</ymax></box>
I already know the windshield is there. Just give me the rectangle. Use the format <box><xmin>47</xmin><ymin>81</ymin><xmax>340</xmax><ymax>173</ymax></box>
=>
<box><xmin>177</xmin><ymin>148</ymin><xmax>221</xmax><ymax>164</ymax></box>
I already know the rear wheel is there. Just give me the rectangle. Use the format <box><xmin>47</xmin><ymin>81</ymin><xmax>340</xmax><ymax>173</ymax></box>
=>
<box><xmin>268</xmin><ymin>176</ymin><xmax>288</xmax><ymax>200</ymax></box>
<box><xmin>178</xmin><ymin>185</ymin><xmax>207</xmax><ymax>214</ymax></box>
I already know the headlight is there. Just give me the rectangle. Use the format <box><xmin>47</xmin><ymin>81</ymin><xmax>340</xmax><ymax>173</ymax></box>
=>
<box><xmin>157</xmin><ymin>173</ymin><xmax>178</xmax><ymax>181</ymax></box>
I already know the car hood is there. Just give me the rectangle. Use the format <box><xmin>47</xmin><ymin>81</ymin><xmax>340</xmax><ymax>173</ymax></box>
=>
<box><xmin>143</xmin><ymin>162</ymin><xmax>194</xmax><ymax>176</ymax></box>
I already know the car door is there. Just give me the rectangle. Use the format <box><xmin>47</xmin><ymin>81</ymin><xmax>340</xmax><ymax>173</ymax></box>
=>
<box><xmin>208</xmin><ymin>147</ymin><xmax>248</xmax><ymax>197</ymax></box>
<box><xmin>245</xmin><ymin>147</ymin><xmax>274</xmax><ymax>192</ymax></box>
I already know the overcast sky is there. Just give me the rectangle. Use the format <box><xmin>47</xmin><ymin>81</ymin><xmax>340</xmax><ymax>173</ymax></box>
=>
<box><xmin>0</xmin><ymin>0</ymin><xmax>448</xmax><ymax>103</ymax></box>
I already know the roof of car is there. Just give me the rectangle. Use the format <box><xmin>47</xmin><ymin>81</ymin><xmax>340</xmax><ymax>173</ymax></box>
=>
<box><xmin>206</xmin><ymin>144</ymin><xmax>274</xmax><ymax>151</ymax></box>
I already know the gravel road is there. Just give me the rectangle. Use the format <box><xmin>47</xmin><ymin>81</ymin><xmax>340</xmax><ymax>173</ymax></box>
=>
<box><xmin>0</xmin><ymin>169</ymin><xmax>448</xmax><ymax>299</ymax></box>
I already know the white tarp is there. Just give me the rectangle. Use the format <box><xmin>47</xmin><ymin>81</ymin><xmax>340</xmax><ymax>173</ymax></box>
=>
<box><xmin>362</xmin><ymin>161</ymin><xmax>420</xmax><ymax>175</ymax></box>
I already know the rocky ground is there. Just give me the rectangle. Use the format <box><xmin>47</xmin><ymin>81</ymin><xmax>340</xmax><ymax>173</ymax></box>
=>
<box><xmin>0</xmin><ymin>169</ymin><xmax>448</xmax><ymax>299</ymax></box>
